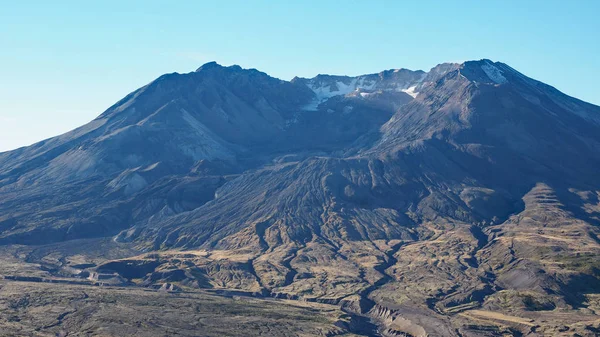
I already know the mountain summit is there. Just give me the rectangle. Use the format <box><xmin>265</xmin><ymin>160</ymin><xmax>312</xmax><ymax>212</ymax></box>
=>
<box><xmin>1</xmin><ymin>59</ymin><xmax>600</xmax><ymax>336</ymax></box>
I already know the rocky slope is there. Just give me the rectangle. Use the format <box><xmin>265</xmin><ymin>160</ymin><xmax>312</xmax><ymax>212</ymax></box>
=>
<box><xmin>1</xmin><ymin>59</ymin><xmax>600</xmax><ymax>336</ymax></box>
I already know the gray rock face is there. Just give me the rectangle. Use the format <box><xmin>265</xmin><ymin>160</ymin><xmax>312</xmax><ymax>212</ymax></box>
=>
<box><xmin>0</xmin><ymin>61</ymin><xmax>429</xmax><ymax>245</ymax></box>
<box><xmin>2</xmin><ymin>59</ymin><xmax>600</xmax><ymax>336</ymax></box>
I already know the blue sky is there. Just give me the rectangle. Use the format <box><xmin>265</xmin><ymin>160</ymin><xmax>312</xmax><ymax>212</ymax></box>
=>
<box><xmin>1</xmin><ymin>0</ymin><xmax>599</xmax><ymax>152</ymax></box>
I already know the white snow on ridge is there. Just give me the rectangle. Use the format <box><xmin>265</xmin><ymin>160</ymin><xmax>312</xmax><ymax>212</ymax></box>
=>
<box><xmin>481</xmin><ymin>61</ymin><xmax>508</xmax><ymax>84</ymax></box>
<box><xmin>303</xmin><ymin>76</ymin><xmax>378</xmax><ymax>110</ymax></box>
<box><xmin>301</xmin><ymin>71</ymin><xmax>428</xmax><ymax>110</ymax></box>
<box><xmin>308</xmin><ymin>78</ymin><xmax>355</xmax><ymax>101</ymax></box>
<box><xmin>401</xmin><ymin>85</ymin><xmax>419</xmax><ymax>98</ymax></box>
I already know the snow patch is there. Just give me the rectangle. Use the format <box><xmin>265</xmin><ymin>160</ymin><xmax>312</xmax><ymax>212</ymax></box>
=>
<box><xmin>141</xmin><ymin>162</ymin><xmax>160</xmax><ymax>172</ymax></box>
<box><xmin>401</xmin><ymin>85</ymin><xmax>419</xmax><ymax>98</ymax></box>
<box><xmin>481</xmin><ymin>61</ymin><xmax>508</xmax><ymax>84</ymax></box>
<box><xmin>303</xmin><ymin>76</ymin><xmax>377</xmax><ymax>110</ymax></box>
<box><xmin>308</xmin><ymin>78</ymin><xmax>357</xmax><ymax>102</ymax></box>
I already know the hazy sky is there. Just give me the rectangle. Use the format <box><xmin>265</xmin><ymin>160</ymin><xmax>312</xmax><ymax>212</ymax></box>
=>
<box><xmin>1</xmin><ymin>0</ymin><xmax>599</xmax><ymax>152</ymax></box>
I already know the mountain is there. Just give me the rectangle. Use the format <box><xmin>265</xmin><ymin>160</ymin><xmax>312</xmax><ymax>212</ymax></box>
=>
<box><xmin>1</xmin><ymin>59</ymin><xmax>600</xmax><ymax>336</ymax></box>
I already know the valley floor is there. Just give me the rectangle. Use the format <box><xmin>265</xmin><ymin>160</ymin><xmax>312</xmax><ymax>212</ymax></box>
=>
<box><xmin>0</xmin><ymin>280</ymin><xmax>363</xmax><ymax>337</ymax></box>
